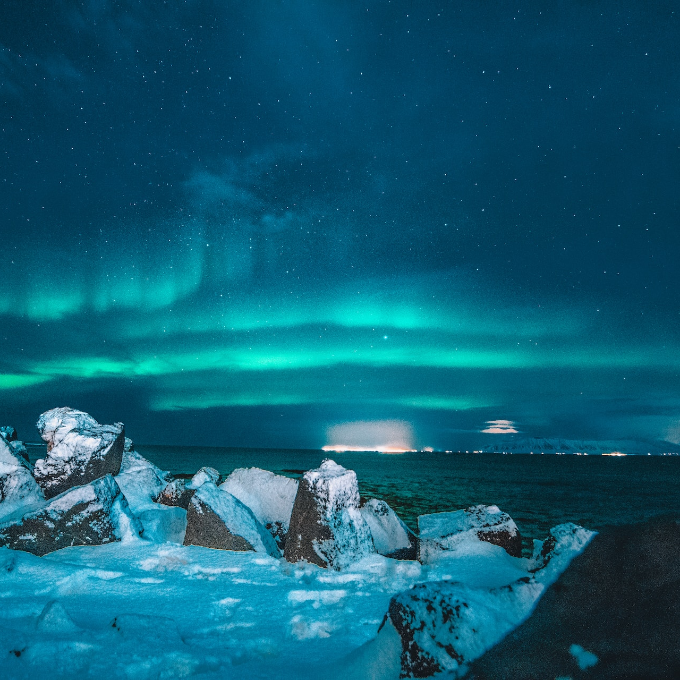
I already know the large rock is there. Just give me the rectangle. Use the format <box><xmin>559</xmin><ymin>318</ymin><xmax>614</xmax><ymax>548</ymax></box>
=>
<box><xmin>468</xmin><ymin>520</ymin><xmax>680</xmax><ymax>680</ymax></box>
<box><xmin>360</xmin><ymin>498</ymin><xmax>416</xmax><ymax>559</ymax></box>
<box><xmin>184</xmin><ymin>481</ymin><xmax>280</xmax><ymax>557</ymax></box>
<box><xmin>220</xmin><ymin>467</ymin><xmax>298</xmax><ymax>550</ymax></box>
<box><xmin>34</xmin><ymin>407</ymin><xmax>125</xmax><ymax>499</ymax></box>
<box><xmin>155</xmin><ymin>478</ymin><xmax>195</xmax><ymax>509</ymax></box>
<box><xmin>187</xmin><ymin>466</ymin><xmax>220</xmax><ymax>489</ymax></box>
<box><xmin>418</xmin><ymin>504</ymin><xmax>522</xmax><ymax>563</ymax></box>
<box><xmin>0</xmin><ymin>474</ymin><xmax>141</xmax><ymax>556</ymax></box>
<box><xmin>382</xmin><ymin>522</ymin><xmax>594</xmax><ymax>677</ymax></box>
<box><xmin>284</xmin><ymin>459</ymin><xmax>374</xmax><ymax>569</ymax></box>
<box><xmin>0</xmin><ymin>427</ymin><xmax>29</xmax><ymax>465</ymax></box>
<box><xmin>0</xmin><ymin>437</ymin><xmax>44</xmax><ymax>521</ymax></box>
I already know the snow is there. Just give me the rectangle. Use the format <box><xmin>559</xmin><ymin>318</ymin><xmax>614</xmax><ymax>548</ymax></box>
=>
<box><xmin>0</xmin><ymin>510</ymin><xmax>595</xmax><ymax>680</ymax></box>
<box><xmin>187</xmin><ymin>467</ymin><xmax>220</xmax><ymax>489</ymax></box>
<box><xmin>0</xmin><ymin>438</ymin><xmax>44</xmax><ymax>521</ymax></box>
<box><xmin>570</xmin><ymin>643</ymin><xmax>599</xmax><ymax>670</ymax></box>
<box><xmin>36</xmin><ymin>408</ymin><xmax>98</xmax><ymax>449</ymax></box>
<box><xmin>220</xmin><ymin>467</ymin><xmax>298</xmax><ymax>535</ymax></box>
<box><xmin>359</xmin><ymin>499</ymin><xmax>412</xmax><ymax>556</ymax></box>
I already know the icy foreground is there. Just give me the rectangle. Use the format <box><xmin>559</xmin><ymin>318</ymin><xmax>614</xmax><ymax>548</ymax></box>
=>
<box><xmin>0</xmin><ymin>408</ymin><xmax>597</xmax><ymax>679</ymax></box>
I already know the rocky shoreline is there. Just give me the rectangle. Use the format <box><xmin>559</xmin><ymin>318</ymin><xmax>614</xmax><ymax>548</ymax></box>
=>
<box><xmin>1</xmin><ymin>407</ymin><xmax>678</xmax><ymax>678</ymax></box>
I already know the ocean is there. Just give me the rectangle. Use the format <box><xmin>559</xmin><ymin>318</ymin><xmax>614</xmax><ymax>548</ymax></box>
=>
<box><xmin>135</xmin><ymin>446</ymin><xmax>680</xmax><ymax>552</ymax></box>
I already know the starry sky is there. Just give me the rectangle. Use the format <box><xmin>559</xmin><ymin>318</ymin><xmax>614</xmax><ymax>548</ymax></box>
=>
<box><xmin>1</xmin><ymin>1</ymin><xmax>679</xmax><ymax>449</ymax></box>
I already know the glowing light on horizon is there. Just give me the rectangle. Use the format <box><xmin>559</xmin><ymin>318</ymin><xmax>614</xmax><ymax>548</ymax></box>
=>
<box><xmin>325</xmin><ymin>420</ymin><xmax>415</xmax><ymax>453</ymax></box>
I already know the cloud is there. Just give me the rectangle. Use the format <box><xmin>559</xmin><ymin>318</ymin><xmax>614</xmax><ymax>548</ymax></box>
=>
<box><xmin>481</xmin><ymin>419</ymin><xmax>518</xmax><ymax>434</ymax></box>
<box><xmin>324</xmin><ymin>420</ymin><xmax>415</xmax><ymax>452</ymax></box>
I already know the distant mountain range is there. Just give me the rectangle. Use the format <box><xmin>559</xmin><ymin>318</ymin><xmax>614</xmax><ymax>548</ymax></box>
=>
<box><xmin>476</xmin><ymin>437</ymin><xmax>679</xmax><ymax>455</ymax></box>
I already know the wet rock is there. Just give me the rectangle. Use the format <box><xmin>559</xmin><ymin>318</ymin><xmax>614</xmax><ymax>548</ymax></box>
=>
<box><xmin>468</xmin><ymin>520</ymin><xmax>680</xmax><ymax>680</ymax></box>
<box><xmin>418</xmin><ymin>504</ymin><xmax>522</xmax><ymax>562</ymax></box>
<box><xmin>284</xmin><ymin>459</ymin><xmax>373</xmax><ymax>569</ymax></box>
<box><xmin>184</xmin><ymin>481</ymin><xmax>280</xmax><ymax>556</ymax></box>
<box><xmin>34</xmin><ymin>407</ymin><xmax>125</xmax><ymax>499</ymax></box>
<box><xmin>0</xmin><ymin>474</ymin><xmax>141</xmax><ymax>556</ymax></box>
<box><xmin>220</xmin><ymin>467</ymin><xmax>298</xmax><ymax>551</ymax></box>
<box><xmin>360</xmin><ymin>498</ymin><xmax>416</xmax><ymax>560</ymax></box>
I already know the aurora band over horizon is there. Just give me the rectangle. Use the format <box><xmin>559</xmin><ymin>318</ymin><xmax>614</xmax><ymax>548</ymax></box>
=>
<box><xmin>1</xmin><ymin>1</ymin><xmax>679</xmax><ymax>449</ymax></box>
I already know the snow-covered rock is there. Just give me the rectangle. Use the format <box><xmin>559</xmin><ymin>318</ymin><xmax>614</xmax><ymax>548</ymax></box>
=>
<box><xmin>187</xmin><ymin>466</ymin><xmax>220</xmax><ymax>489</ymax></box>
<box><xmin>418</xmin><ymin>505</ymin><xmax>522</xmax><ymax>563</ymax></box>
<box><xmin>115</xmin><ymin>445</ymin><xmax>185</xmax><ymax>544</ymax></box>
<box><xmin>284</xmin><ymin>459</ymin><xmax>374</xmax><ymax>569</ymax></box>
<box><xmin>383</xmin><ymin>522</ymin><xmax>595</xmax><ymax>677</ymax></box>
<box><xmin>184</xmin><ymin>482</ymin><xmax>280</xmax><ymax>557</ymax></box>
<box><xmin>34</xmin><ymin>407</ymin><xmax>125</xmax><ymax>499</ymax></box>
<box><xmin>0</xmin><ymin>436</ymin><xmax>44</xmax><ymax>521</ymax></box>
<box><xmin>220</xmin><ymin>467</ymin><xmax>298</xmax><ymax>550</ymax></box>
<box><xmin>0</xmin><ymin>426</ymin><xmax>30</xmax><ymax>465</ymax></box>
<box><xmin>360</xmin><ymin>499</ymin><xmax>415</xmax><ymax>559</ymax></box>
<box><xmin>0</xmin><ymin>473</ymin><xmax>141</xmax><ymax>556</ymax></box>
<box><xmin>156</xmin><ymin>478</ymin><xmax>195</xmax><ymax>509</ymax></box>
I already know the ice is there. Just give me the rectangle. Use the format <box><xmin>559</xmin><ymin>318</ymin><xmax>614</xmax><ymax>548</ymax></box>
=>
<box><xmin>0</xmin><ymin>437</ymin><xmax>44</xmax><ymax>521</ymax></box>
<box><xmin>570</xmin><ymin>643</ymin><xmax>599</xmax><ymax>670</ymax></box>
<box><xmin>187</xmin><ymin>466</ymin><xmax>220</xmax><ymax>489</ymax></box>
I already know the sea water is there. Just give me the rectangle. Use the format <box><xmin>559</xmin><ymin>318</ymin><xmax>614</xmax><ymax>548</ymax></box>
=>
<box><xmin>137</xmin><ymin>446</ymin><xmax>680</xmax><ymax>550</ymax></box>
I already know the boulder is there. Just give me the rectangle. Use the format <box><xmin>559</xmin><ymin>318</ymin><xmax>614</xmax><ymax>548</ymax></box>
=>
<box><xmin>468</xmin><ymin>520</ymin><xmax>680</xmax><ymax>680</ymax></box>
<box><xmin>0</xmin><ymin>437</ymin><xmax>44</xmax><ymax>521</ymax></box>
<box><xmin>360</xmin><ymin>498</ymin><xmax>416</xmax><ymax>560</ymax></box>
<box><xmin>0</xmin><ymin>474</ymin><xmax>141</xmax><ymax>556</ymax></box>
<box><xmin>186</xmin><ymin>466</ymin><xmax>220</xmax><ymax>489</ymax></box>
<box><xmin>155</xmin><ymin>478</ymin><xmax>195</xmax><ymax>509</ymax></box>
<box><xmin>418</xmin><ymin>505</ymin><xmax>522</xmax><ymax>562</ymax></box>
<box><xmin>184</xmin><ymin>481</ymin><xmax>280</xmax><ymax>557</ymax></box>
<box><xmin>0</xmin><ymin>427</ymin><xmax>29</xmax><ymax>465</ymax></box>
<box><xmin>220</xmin><ymin>467</ymin><xmax>298</xmax><ymax>550</ymax></box>
<box><xmin>284</xmin><ymin>459</ymin><xmax>374</xmax><ymax>569</ymax></box>
<box><xmin>34</xmin><ymin>407</ymin><xmax>125</xmax><ymax>499</ymax></box>
<box><xmin>382</xmin><ymin>522</ymin><xmax>595</xmax><ymax>677</ymax></box>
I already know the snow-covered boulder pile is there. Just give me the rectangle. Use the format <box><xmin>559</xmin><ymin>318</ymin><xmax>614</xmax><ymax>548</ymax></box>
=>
<box><xmin>381</xmin><ymin>522</ymin><xmax>595</xmax><ymax>677</ymax></box>
<box><xmin>34</xmin><ymin>407</ymin><xmax>125</xmax><ymax>499</ymax></box>
<box><xmin>220</xmin><ymin>467</ymin><xmax>298</xmax><ymax>550</ymax></box>
<box><xmin>0</xmin><ymin>474</ymin><xmax>141</xmax><ymax>556</ymax></box>
<box><xmin>284</xmin><ymin>459</ymin><xmax>374</xmax><ymax>569</ymax></box>
<box><xmin>468</xmin><ymin>520</ymin><xmax>680</xmax><ymax>679</ymax></box>
<box><xmin>0</xmin><ymin>435</ymin><xmax>44</xmax><ymax>521</ymax></box>
<box><xmin>360</xmin><ymin>498</ymin><xmax>416</xmax><ymax>560</ymax></box>
<box><xmin>187</xmin><ymin>466</ymin><xmax>220</xmax><ymax>489</ymax></box>
<box><xmin>184</xmin><ymin>481</ymin><xmax>280</xmax><ymax>557</ymax></box>
<box><xmin>419</xmin><ymin>504</ymin><xmax>522</xmax><ymax>562</ymax></box>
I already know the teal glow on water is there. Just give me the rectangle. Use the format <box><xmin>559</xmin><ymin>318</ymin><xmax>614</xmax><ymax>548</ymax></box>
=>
<box><xmin>138</xmin><ymin>446</ymin><xmax>680</xmax><ymax>546</ymax></box>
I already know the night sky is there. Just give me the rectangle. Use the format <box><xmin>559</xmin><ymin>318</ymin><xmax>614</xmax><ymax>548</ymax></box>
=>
<box><xmin>1</xmin><ymin>1</ymin><xmax>679</xmax><ymax>450</ymax></box>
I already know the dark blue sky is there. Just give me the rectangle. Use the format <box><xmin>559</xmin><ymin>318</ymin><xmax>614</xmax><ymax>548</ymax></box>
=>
<box><xmin>1</xmin><ymin>1</ymin><xmax>679</xmax><ymax>449</ymax></box>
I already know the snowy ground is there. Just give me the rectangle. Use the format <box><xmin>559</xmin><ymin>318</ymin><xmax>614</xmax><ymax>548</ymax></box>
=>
<box><xmin>0</xmin><ymin>534</ymin><xmax>538</xmax><ymax>679</ymax></box>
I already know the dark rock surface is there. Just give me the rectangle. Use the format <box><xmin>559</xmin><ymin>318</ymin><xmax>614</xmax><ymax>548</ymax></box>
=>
<box><xmin>468</xmin><ymin>519</ymin><xmax>680</xmax><ymax>680</ymax></box>
<box><xmin>34</xmin><ymin>407</ymin><xmax>125</xmax><ymax>499</ymax></box>
<box><xmin>284</xmin><ymin>459</ymin><xmax>373</xmax><ymax>569</ymax></box>
<box><xmin>184</xmin><ymin>496</ymin><xmax>255</xmax><ymax>552</ymax></box>
<box><xmin>183</xmin><ymin>482</ymin><xmax>280</xmax><ymax>555</ymax></box>
<box><xmin>0</xmin><ymin>474</ymin><xmax>141</xmax><ymax>556</ymax></box>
